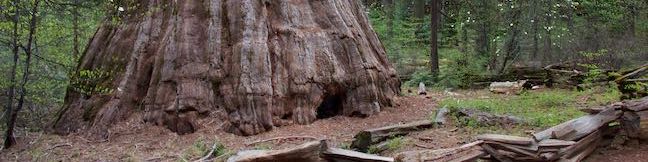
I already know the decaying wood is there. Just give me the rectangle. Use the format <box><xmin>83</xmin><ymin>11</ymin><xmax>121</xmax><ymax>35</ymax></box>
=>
<box><xmin>321</xmin><ymin>141</ymin><xmax>394</xmax><ymax>162</ymax></box>
<box><xmin>538</xmin><ymin>139</ymin><xmax>575</xmax><ymax>147</ymax></box>
<box><xmin>534</xmin><ymin>107</ymin><xmax>620</xmax><ymax>141</ymax></box>
<box><xmin>477</xmin><ymin>134</ymin><xmax>534</xmax><ymax>145</ymax></box>
<box><xmin>489</xmin><ymin>80</ymin><xmax>527</xmax><ymax>94</ymax></box>
<box><xmin>351</xmin><ymin>120</ymin><xmax>434</xmax><ymax>152</ymax></box>
<box><xmin>455</xmin><ymin>108</ymin><xmax>524</xmax><ymax>126</ymax></box>
<box><xmin>485</xmin><ymin>141</ymin><xmax>539</xmax><ymax>160</ymax></box>
<box><xmin>615</xmin><ymin>64</ymin><xmax>648</xmax><ymax>83</ymax></box>
<box><xmin>394</xmin><ymin>141</ymin><xmax>484</xmax><ymax>162</ymax></box>
<box><xmin>434</xmin><ymin>106</ymin><xmax>449</xmax><ymax>125</ymax></box>
<box><xmin>559</xmin><ymin>130</ymin><xmax>601</xmax><ymax>159</ymax></box>
<box><xmin>638</xmin><ymin>111</ymin><xmax>648</xmax><ymax>140</ymax></box>
<box><xmin>481</xmin><ymin>144</ymin><xmax>512</xmax><ymax>162</ymax></box>
<box><xmin>621</xmin><ymin>111</ymin><xmax>641</xmax><ymax>139</ymax></box>
<box><xmin>558</xmin><ymin>138</ymin><xmax>600</xmax><ymax>162</ymax></box>
<box><xmin>245</xmin><ymin>136</ymin><xmax>318</xmax><ymax>146</ymax></box>
<box><xmin>53</xmin><ymin>0</ymin><xmax>400</xmax><ymax>137</ymax></box>
<box><xmin>621</xmin><ymin>96</ymin><xmax>648</xmax><ymax>112</ymax></box>
<box><xmin>227</xmin><ymin>141</ymin><xmax>322</xmax><ymax>162</ymax></box>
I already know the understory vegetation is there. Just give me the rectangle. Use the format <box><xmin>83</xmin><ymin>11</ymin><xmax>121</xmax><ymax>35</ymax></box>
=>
<box><xmin>439</xmin><ymin>85</ymin><xmax>621</xmax><ymax>135</ymax></box>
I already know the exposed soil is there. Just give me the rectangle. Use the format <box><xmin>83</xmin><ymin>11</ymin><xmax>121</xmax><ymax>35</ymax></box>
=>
<box><xmin>0</xmin><ymin>92</ymin><xmax>470</xmax><ymax>161</ymax></box>
<box><xmin>3</xmin><ymin>91</ymin><xmax>645</xmax><ymax>162</ymax></box>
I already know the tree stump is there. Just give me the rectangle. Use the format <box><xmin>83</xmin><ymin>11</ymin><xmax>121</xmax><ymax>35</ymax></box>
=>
<box><xmin>53</xmin><ymin>0</ymin><xmax>400</xmax><ymax>137</ymax></box>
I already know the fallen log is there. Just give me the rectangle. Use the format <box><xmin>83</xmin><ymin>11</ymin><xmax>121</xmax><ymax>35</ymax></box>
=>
<box><xmin>621</xmin><ymin>96</ymin><xmax>648</xmax><ymax>112</ymax></box>
<box><xmin>481</xmin><ymin>144</ymin><xmax>512</xmax><ymax>162</ymax></box>
<box><xmin>455</xmin><ymin>108</ymin><xmax>524</xmax><ymax>126</ymax></box>
<box><xmin>351</xmin><ymin>120</ymin><xmax>434</xmax><ymax>152</ymax></box>
<box><xmin>534</xmin><ymin>106</ymin><xmax>620</xmax><ymax>141</ymax></box>
<box><xmin>559</xmin><ymin>130</ymin><xmax>601</xmax><ymax>159</ymax></box>
<box><xmin>489</xmin><ymin>80</ymin><xmax>527</xmax><ymax>94</ymax></box>
<box><xmin>227</xmin><ymin>141</ymin><xmax>322</xmax><ymax>162</ymax></box>
<box><xmin>321</xmin><ymin>141</ymin><xmax>394</xmax><ymax>162</ymax></box>
<box><xmin>485</xmin><ymin>141</ymin><xmax>539</xmax><ymax>160</ymax></box>
<box><xmin>476</xmin><ymin>134</ymin><xmax>534</xmax><ymax>145</ymax></box>
<box><xmin>538</xmin><ymin>139</ymin><xmax>575</xmax><ymax>148</ymax></box>
<box><xmin>395</xmin><ymin>141</ymin><xmax>485</xmax><ymax>162</ymax></box>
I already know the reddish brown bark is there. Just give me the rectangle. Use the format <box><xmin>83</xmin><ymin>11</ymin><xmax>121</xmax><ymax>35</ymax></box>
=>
<box><xmin>53</xmin><ymin>0</ymin><xmax>400</xmax><ymax>137</ymax></box>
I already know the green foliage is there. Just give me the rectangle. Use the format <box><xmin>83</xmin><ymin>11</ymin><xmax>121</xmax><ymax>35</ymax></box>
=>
<box><xmin>439</xmin><ymin>89</ymin><xmax>620</xmax><ymax>129</ymax></box>
<box><xmin>70</xmin><ymin>69</ymin><xmax>114</xmax><ymax>96</ymax></box>
<box><xmin>182</xmin><ymin>138</ymin><xmax>229</xmax><ymax>161</ymax></box>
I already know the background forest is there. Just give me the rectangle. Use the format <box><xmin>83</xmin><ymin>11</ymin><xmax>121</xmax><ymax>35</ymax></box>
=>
<box><xmin>0</xmin><ymin>0</ymin><xmax>647</xmax><ymax>148</ymax></box>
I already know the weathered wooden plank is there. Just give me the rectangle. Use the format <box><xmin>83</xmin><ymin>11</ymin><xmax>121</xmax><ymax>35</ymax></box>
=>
<box><xmin>227</xmin><ymin>141</ymin><xmax>322</xmax><ymax>162</ymax></box>
<box><xmin>485</xmin><ymin>141</ymin><xmax>540</xmax><ymax>160</ymax></box>
<box><xmin>395</xmin><ymin>141</ymin><xmax>484</xmax><ymax>162</ymax></box>
<box><xmin>559</xmin><ymin>130</ymin><xmax>601</xmax><ymax>159</ymax></box>
<box><xmin>538</xmin><ymin>139</ymin><xmax>576</xmax><ymax>147</ymax></box>
<box><xmin>351</xmin><ymin>120</ymin><xmax>434</xmax><ymax>152</ymax></box>
<box><xmin>477</xmin><ymin>134</ymin><xmax>533</xmax><ymax>145</ymax></box>
<box><xmin>322</xmin><ymin>147</ymin><xmax>394</xmax><ymax>162</ymax></box>
<box><xmin>535</xmin><ymin>107</ymin><xmax>620</xmax><ymax>141</ymax></box>
<box><xmin>622</xmin><ymin>96</ymin><xmax>648</xmax><ymax>112</ymax></box>
<box><xmin>481</xmin><ymin>144</ymin><xmax>512</xmax><ymax>162</ymax></box>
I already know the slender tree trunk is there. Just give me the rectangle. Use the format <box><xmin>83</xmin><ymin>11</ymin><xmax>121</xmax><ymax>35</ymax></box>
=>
<box><xmin>531</xmin><ymin>0</ymin><xmax>539</xmax><ymax>61</ymax></box>
<box><xmin>4</xmin><ymin>0</ymin><xmax>21</xmax><ymax>149</ymax></box>
<box><xmin>476</xmin><ymin>0</ymin><xmax>491</xmax><ymax>69</ymax></box>
<box><xmin>430</xmin><ymin>0</ymin><xmax>440</xmax><ymax>76</ymax></box>
<box><xmin>383</xmin><ymin>0</ymin><xmax>394</xmax><ymax>37</ymax></box>
<box><xmin>6</xmin><ymin>0</ymin><xmax>39</xmax><ymax>149</ymax></box>
<box><xmin>414</xmin><ymin>0</ymin><xmax>426</xmax><ymax>19</ymax></box>
<box><xmin>543</xmin><ymin>2</ymin><xmax>553</xmax><ymax>64</ymax></box>
<box><xmin>72</xmin><ymin>0</ymin><xmax>80</xmax><ymax>60</ymax></box>
<box><xmin>499</xmin><ymin>2</ymin><xmax>521</xmax><ymax>74</ymax></box>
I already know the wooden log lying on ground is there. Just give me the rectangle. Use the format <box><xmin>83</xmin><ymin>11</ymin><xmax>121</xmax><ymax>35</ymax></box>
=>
<box><xmin>351</xmin><ymin>120</ymin><xmax>434</xmax><ymax>152</ymax></box>
<box><xmin>476</xmin><ymin>134</ymin><xmax>534</xmax><ymax>145</ymax></box>
<box><xmin>321</xmin><ymin>141</ymin><xmax>394</xmax><ymax>162</ymax></box>
<box><xmin>455</xmin><ymin>108</ymin><xmax>524</xmax><ymax>126</ymax></box>
<box><xmin>395</xmin><ymin>141</ymin><xmax>485</xmax><ymax>162</ymax></box>
<box><xmin>534</xmin><ymin>106</ymin><xmax>620</xmax><ymax>141</ymax></box>
<box><xmin>621</xmin><ymin>96</ymin><xmax>648</xmax><ymax>112</ymax></box>
<box><xmin>557</xmin><ymin>130</ymin><xmax>602</xmax><ymax>162</ymax></box>
<box><xmin>227</xmin><ymin>141</ymin><xmax>322</xmax><ymax>162</ymax></box>
<box><xmin>489</xmin><ymin>80</ymin><xmax>527</xmax><ymax>94</ymax></box>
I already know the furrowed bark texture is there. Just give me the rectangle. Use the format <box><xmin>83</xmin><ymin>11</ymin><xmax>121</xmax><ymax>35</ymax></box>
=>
<box><xmin>53</xmin><ymin>0</ymin><xmax>400</xmax><ymax>137</ymax></box>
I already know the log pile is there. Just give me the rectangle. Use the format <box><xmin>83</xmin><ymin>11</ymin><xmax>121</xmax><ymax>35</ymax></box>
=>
<box><xmin>351</xmin><ymin>120</ymin><xmax>435</xmax><ymax>152</ymax></box>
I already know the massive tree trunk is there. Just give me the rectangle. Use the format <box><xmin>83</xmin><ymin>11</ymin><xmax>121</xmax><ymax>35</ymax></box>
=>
<box><xmin>52</xmin><ymin>0</ymin><xmax>400</xmax><ymax>137</ymax></box>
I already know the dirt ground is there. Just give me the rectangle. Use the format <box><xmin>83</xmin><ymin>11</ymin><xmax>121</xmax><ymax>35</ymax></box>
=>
<box><xmin>0</xmin><ymin>92</ymin><xmax>470</xmax><ymax>161</ymax></box>
<box><xmin>1</xmin><ymin>91</ymin><xmax>645</xmax><ymax>162</ymax></box>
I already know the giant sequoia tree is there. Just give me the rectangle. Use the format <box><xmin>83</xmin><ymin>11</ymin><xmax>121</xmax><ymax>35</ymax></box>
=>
<box><xmin>53</xmin><ymin>0</ymin><xmax>400</xmax><ymax>137</ymax></box>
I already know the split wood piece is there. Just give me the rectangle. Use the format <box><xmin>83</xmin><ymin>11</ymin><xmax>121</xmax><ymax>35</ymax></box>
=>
<box><xmin>351</xmin><ymin>120</ymin><xmax>434</xmax><ymax>152</ymax></box>
<box><xmin>621</xmin><ymin>96</ymin><xmax>648</xmax><ymax>112</ymax></box>
<box><xmin>394</xmin><ymin>141</ymin><xmax>484</xmax><ymax>162</ymax></box>
<box><xmin>638</xmin><ymin>111</ymin><xmax>648</xmax><ymax>140</ymax></box>
<box><xmin>227</xmin><ymin>141</ymin><xmax>322</xmax><ymax>162</ymax></box>
<box><xmin>538</xmin><ymin>139</ymin><xmax>576</xmax><ymax>147</ymax></box>
<box><xmin>558</xmin><ymin>138</ymin><xmax>600</xmax><ymax>162</ymax></box>
<box><xmin>476</xmin><ymin>134</ymin><xmax>534</xmax><ymax>145</ymax></box>
<box><xmin>620</xmin><ymin>111</ymin><xmax>641</xmax><ymax>139</ymax></box>
<box><xmin>434</xmin><ymin>106</ymin><xmax>450</xmax><ymax>126</ymax></box>
<box><xmin>483</xmin><ymin>140</ymin><xmax>539</xmax><ymax>152</ymax></box>
<box><xmin>534</xmin><ymin>106</ymin><xmax>620</xmax><ymax>141</ymax></box>
<box><xmin>321</xmin><ymin>141</ymin><xmax>394</xmax><ymax>162</ymax></box>
<box><xmin>481</xmin><ymin>144</ymin><xmax>512</xmax><ymax>162</ymax></box>
<box><xmin>559</xmin><ymin>130</ymin><xmax>601</xmax><ymax>159</ymax></box>
<box><xmin>485</xmin><ymin>141</ymin><xmax>540</xmax><ymax>160</ymax></box>
<box><xmin>578</xmin><ymin>106</ymin><xmax>608</xmax><ymax>114</ymax></box>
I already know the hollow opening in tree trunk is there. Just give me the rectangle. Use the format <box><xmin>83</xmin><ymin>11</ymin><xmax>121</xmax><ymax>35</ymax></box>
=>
<box><xmin>316</xmin><ymin>93</ymin><xmax>345</xmax><ymax>119</ymax></box>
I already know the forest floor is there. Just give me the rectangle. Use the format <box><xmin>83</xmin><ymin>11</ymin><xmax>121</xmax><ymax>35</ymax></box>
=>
<box><xmin>0</xmin><ymin>89</ymin><xmax>646</xmax><ymax>161</ymax></box>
